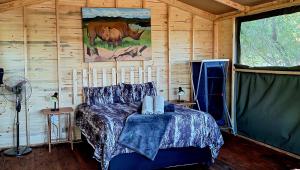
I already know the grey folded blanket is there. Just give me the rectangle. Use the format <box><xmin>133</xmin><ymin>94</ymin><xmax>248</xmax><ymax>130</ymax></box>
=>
<box><xmin>118</xmin><ymin>113</ymin><xmax>172</xmax><ymax>160</ymax></box>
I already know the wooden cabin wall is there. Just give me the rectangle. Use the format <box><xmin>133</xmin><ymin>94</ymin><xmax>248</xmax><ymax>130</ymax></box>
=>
<box><xmin>216</xmin><ymin>19</ymin><xmax>233</xmax><ymax>59</ymax></box>
<box><xmin>0</xmin><ymin>0</ymin><xmax>214</xmax><ymax>148</ymax></box>
<box><xmin>214</xmin><ymin>18</ymin><xmax>233</xmax><ymax>108</ymax></box>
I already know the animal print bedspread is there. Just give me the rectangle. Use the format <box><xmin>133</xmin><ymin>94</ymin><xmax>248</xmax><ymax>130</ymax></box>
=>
<box><xmin>75</xmin><ymin>103</ymin><xmax>224</xmax><ymax>170</ymax></box>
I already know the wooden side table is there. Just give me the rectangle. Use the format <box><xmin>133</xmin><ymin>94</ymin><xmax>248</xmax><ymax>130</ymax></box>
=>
<box><xmin>168</xmin><ymin>100</ymin><xmax>196</xmax><ymax>108</ymax></box>
<box><xmin>41</xmin><ymin>107</ymin><xmax>74</xmax><ymax>153</ymax></box>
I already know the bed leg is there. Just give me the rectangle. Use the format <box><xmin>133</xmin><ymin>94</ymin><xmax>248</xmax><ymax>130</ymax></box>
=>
<box><xmin>98</xmin><ymin>162</ymin><xmax>102</xmax><ymax>170</ymax></box>
<box><xmin>203</xmin><ymin>159</ymin><xmax>213</xmax><ymax>168</ymax></box>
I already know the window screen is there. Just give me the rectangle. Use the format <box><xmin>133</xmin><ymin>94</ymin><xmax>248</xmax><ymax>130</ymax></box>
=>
<box><xmin>237</xmin><ymin>6</ymin><xmax>300</xmax><ymax>67</ymax></box>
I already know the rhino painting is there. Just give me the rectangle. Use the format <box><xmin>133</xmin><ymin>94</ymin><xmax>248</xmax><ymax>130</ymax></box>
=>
<box><xmin>88</xmin><ymin>22</ymin><xmax>145</xmax><ymax>47</ymax></box>
<box><xmin>82</xmin><ymin>8</ymin><xmax>151</xmax><ymax>62</ymax></box>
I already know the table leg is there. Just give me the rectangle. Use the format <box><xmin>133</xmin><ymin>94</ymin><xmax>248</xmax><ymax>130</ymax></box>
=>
<box><xmin>48</xmin><ymin>114</ymin><xmax>51</xmax><ymax>153</ymax></box>
<box><xmin>67</xmin><ymin>113</ymin><xmax>70</xmax><ymax>141</ymax></box>
<box><xmin>58</xmin><ymin>114</ymin><xmax>61</xmax><ymax>142</ymax></box>
<box><xmin>71</xmin><ymin>128</ymin><xmax>73</xmax><ymax>150</ymax></box>
<box><xmin>68</xmin><ymin>113</ymin><xmax>73</xmax><ymax>150</ymax></box>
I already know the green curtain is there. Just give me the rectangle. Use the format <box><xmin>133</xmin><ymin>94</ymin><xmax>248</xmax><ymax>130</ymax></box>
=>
<box><xmin>236</xmin><ymin>72</ymin><xmax>300</xmax><ymax>155</ymax></box>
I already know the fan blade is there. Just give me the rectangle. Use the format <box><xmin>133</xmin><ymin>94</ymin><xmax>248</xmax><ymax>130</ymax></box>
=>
<box><xmin>5</xmin><ymin>80</ymin><xmax>26</xmax><ymax>94</ymax></box>
<box><xmin>2</xmin><ymin>76</ymin><xmax>32</xmax><ymax>103</ymax></box>
<box><xmin>15</xmin><ymin>80</ymin><xmax>27</xmax><ymax>88</ymax></box>
<box><xmin>5</xmin><ymin>84</ymin><xmax>14</xmax><ymax>93</ymax></box>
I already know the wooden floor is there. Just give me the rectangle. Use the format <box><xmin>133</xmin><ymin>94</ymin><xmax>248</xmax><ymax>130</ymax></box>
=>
<box><xmin>0</xmin><ymin>133</ymin><xmax>299</xmax><ymax>170</ymax></box>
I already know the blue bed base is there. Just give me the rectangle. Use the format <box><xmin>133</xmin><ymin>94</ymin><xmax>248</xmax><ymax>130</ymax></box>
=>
<box><xmin>106</xmin><ymin>146</ymin><xmax>212</xmax><ymax>170</ymax></box>
<box><xmin>81</xmin><ymin>133</ymin><xmax>212</xmax><ymax>170</ymax></box>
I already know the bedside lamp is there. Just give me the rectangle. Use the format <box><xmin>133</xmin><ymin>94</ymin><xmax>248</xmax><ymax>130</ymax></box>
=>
<box><xmin>0</xmin><ymin>68</ymin><xmax>3</xmax><ymax>85</ymax></box>
<box><xmin>50</xmin><ymin>92</ymin><xmax>59</xmax><ymax>111</ymax></box>
<box><xmin>177</xmin><ymin>87</ymin><xmax>185</xmax><ymax>103</ymax></box>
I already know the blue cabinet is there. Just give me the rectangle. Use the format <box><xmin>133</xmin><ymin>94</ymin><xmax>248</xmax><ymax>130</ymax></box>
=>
<box><xmin>191</xmin><ymin>59</ymin><xmax>231</xmax><ymax>128</ymax></box>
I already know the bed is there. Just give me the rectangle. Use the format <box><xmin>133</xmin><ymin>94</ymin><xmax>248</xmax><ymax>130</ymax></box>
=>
<box><xmin>75</xmin><ymin>82</ymin><xmax>223</xmax><ymax>170</ymax></box>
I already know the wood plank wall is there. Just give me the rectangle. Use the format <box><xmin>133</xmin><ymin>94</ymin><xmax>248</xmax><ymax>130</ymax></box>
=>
<box><xmin>215</xmin><ymin>18</ymin><xmax>233</xmax><ymax>108</ymax></box>
<box><xmin>216</xmin><ymin>19</ymin><xmax>233</xmax><ymax>59</ymax></box>
<box><xmin>0</xmin><ymin>0</ymin><xmax>214</xmax><ymax>148</ymax></box>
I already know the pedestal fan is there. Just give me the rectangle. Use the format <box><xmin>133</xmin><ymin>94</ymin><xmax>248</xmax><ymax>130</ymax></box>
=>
<box><xmin>1</xmin><ymin>76</ymin><xmax>32</xmax><ymax>156</ymax></box>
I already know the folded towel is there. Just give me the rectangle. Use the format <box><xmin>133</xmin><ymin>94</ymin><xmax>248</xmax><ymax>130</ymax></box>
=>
<box><xmin>137</xmin><ymin>101</ymin><xmax>175</xmax><ymax>113</ymax></box>
<box><xmin>164</xmin><ymin>101</ymin><xmax>175</xmax><ymax>112</ymax></box>
<box><xmin>142</xmin><ymin>96</ymin><xmax>153</xmax><ymax>114</ymax></box>
<box><xmin>154</xmin><ymin>96</ymin><xmax>164</xmax><ymax>114</ymax></box>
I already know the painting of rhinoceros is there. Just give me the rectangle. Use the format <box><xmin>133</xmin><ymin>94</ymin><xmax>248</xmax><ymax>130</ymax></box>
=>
<box><xmin>82</xmin><ymin>8</ymin><xmax>151</xmax><ymax>62</ymax></box>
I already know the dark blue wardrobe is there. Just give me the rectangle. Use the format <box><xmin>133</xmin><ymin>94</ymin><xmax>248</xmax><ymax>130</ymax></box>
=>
<box><xmin>191</xmin><ymin>59</ymin><xmax>231</xmax><ymax>128</ymax></box>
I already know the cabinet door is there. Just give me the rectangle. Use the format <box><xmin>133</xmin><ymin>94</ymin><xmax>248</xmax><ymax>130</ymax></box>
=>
<box><xmin>207</xmin><ymin>65</ymin><xmax>225</xmax><ymax>124</ymax></box>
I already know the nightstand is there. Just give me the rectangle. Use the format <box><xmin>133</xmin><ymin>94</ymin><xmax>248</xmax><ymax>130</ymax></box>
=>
<box><xmin>41</xmin><ymin>107</ymin><xmax>74</xmax><ymax>153</ymax></box>
<box><xmin>168</xmin><ymin>100</ymin><xmax>196</xmax><ymax>108</ymax></box>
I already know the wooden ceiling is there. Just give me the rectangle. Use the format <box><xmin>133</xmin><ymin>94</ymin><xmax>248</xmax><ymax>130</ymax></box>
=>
<box><xmin>0</xmin><ymin>0</ymin><xmax>13</xmax><ymax>3</ymax></box>
<box><xmin>0</xmin><ymin>0</ymin><xmax>298</xmax><ymax>20</ymax></box>
<box><xmin>234</xmin><ymin>0</ymin><xmax>275</xmax><ymax>6</ymax></box>
<box><xmin>179</xmin><ymin>0</ymin><xmax>276</xmax><ymax>14</ymax></box>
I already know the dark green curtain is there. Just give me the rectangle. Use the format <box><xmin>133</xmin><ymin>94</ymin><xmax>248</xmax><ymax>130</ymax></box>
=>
<box><xmin>236</xmin><ymin>72</ymin><xmax>300</xmax><ymax>155</ymax></box>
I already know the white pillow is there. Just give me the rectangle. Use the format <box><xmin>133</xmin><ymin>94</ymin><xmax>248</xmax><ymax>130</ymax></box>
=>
<box><xmin>154</xmin><ymin>96</ymin><xmax>164</xmax><ymax>114</ymax></box>
<box><xmin>141</xmin><ymin>96</ymin><xmax>154</xmax><ymax>114</ymax></box>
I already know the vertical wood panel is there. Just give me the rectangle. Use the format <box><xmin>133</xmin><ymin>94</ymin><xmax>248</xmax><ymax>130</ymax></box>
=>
<box><xmin>217</xmin><ymin>18</ymin><xmax>233</xmax><ymax>119</ymax></box>
<box><xmin>156</xmin><ymin>66</ymin><xmax>160</xmax><ymax>93</ymax></box>
<box><xmin>116</xmin><ymin>0</ymin><xmax>142</xmax><ymax>8</ymax></box>
<box><xmin>23</xmin><ymin>8</ymin><xmax>28</xmax><ymax>78</ymax></box>
<box><xmin>121</xmin><ymin>68</ymin><xmax>125</xmax><ymax>83</ymax></box>
<box><xmin>102</xmin><ymin>68</ymin><xmax>107</xmax><ymax>86</ymax></box>
<box><xmin>213</xmin><ymin>21</ymin><xmax>219</xmax><ymax>58</ymax></box>
<box><xmin>218</xmin><ymin>19</ymin><xmax>233</xmax><ymax>58</ymax></box>
<box><xmin>88</xmin><ymin>0</ymin><xmax>115</xmax><ymax>7</ymax></box>
<box><xmin>147</xmin><ymin>66</ymin><xmax>152</xmax><ymax>82</ymax></box>
<box><xmin>130</xmin><ymin>67</ymin><xmax>134</xmax><ymax>84</ymax></box>
<box><xmin>167</xmin><ymin>5</ymin><xmax>171</xmax><ymax>100</ymax></box>
<box><xmin>138</xmin><ymin>67</ymin><xmax>143</xmax><ymax>84</ymax></box>
<box><xmin>23</xmin><ymin>6</ymin><xmax>30</xmax><ymax>146</ymax></box>
<box><xmin>72</xmin><ymin>69</ymin><xmax>78</xmax><ymax>105</ymax></box>
<box><xmin>169</xmin><ymin>6</ymin><xmax>193</xmax><ymax>101</ymax></box>
<box><xmin>190</xmin><ymin>14</ymin><xmax>194</xmax><ymax>100</ymax></box>
<box><xmin>55</xmin><ymin>0</ymin><xmax>62</xmax><ymax>106</ymax></box>
<box><xmin>115</xmin><ymin>0</ymin><xmax>118</xmax><ymax>8</ymax></box>
<box><xmin>82</xmin><ymin>69</ymin><xmax>88</xmax><ymax>87</ymax></box>
<box><xmin>92</xmin><ymin>68</ymin><xmax>97</xmax><ymax>87</ymax></box>
<box><xmin>26</xmin><ymin>0</ymin><xmax>58</xmax><ymax>145</ymax></box>
<box><xmin>88</xmin><ymin>64</ymin><xmax>92</xmax><ymax>87</ymax></box>
<box><xmin>112</xmin><ymin>68</ymin><xmax>116</xmax><ymax>85</ymax></box>
<box><xmin>193</xmin><ymin>16</ymin><xmax>213</xmax><ymax>60</ymax></box>
<box><xmin>191</xmin><ymin>14</ymin><xmax>195</xmax><ymax>61</ymax></box>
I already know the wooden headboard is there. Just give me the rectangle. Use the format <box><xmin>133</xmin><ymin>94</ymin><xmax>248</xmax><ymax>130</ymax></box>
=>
<box><xmin>72</xmin><ymin>66</ymin><xmax>161</xmax><ymax>105</ymax></box>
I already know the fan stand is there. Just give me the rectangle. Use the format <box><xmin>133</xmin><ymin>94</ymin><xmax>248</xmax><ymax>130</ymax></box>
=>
<box><xmin>4</xmin><ymin>95</ymin><xmax>32</xmax><ymax>157</ymax></box>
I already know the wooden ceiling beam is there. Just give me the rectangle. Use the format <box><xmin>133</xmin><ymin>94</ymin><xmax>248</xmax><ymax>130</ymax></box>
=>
<box><xmin>215</xmin><ymin>0</ymin><xmax>300</xmax><ymax>21</ymax></box>
<box><xmin>213</xmin><ymin>0</ymin><xmax>248</xmax><ymax>11</ymax></box>
<box><xmin>159</xmin><ymin>0</ymin><xmax>216</xmax><ymax>20</ymax></box>
<box><xmin>0</xmin><ymin>0</ymin><xmax>49</xmax><ymax>13</ymax></box>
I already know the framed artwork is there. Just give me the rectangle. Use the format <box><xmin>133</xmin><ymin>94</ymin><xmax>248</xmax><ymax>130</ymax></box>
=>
<box><xmin>82</xmin><ymin>8</ymin><xmax>151</xmax><ymax>62</ymax></box>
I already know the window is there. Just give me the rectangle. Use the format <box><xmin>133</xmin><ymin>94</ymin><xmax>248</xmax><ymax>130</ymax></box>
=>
<box><xmin>237</xmin><ymin>6</ymin><xmax>300</xmax><ymax>67</ymax></box>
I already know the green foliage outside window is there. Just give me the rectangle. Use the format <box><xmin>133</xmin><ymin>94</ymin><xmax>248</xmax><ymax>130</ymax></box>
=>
<box><xmin>240</xmin><ymin>12</ymin><xmax>300</xmax><ymax>67</ymax></box>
